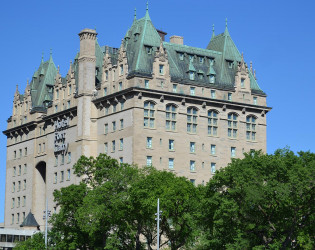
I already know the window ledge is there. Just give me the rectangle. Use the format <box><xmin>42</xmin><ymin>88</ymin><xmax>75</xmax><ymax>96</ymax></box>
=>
<box><xmin>210</xmin><ymin>154</ymin><xmax>217</xmax><ymax>157</ymax></box>
<box><xmin>228</xmin><ymin>137</ymin><xmax>238</xmax><ymax>141</ymax></box>
<box><xmin>169</xmin><ymin>149</ymin><xmax>175</xmax><ymax>152</ymax></box>
<box><xmin>190</xmin><ymin>170</ymin><xmax>197</xmax><ymax>173</ymax></box>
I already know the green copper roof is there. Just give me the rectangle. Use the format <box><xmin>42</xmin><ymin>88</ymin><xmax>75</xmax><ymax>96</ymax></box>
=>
<box><xmin>20</xmin><ymin>211</ymin><xmax>39</xmax><ymax>228</ymax></box>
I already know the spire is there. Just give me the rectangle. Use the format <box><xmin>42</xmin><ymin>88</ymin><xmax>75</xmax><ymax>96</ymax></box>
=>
<box><xmin>133</xmin><ymin>8</ymin><xmax>137</xmax><ymax>22</ymax></box>
<box><xmin>41</xmin><ymin>52</ymin><xmax>44</xmax><ymax>63</ymax></box>
<box><xmin>224</xmin><ymin>18</ymin><xmax>230</xmax><ymax>36</ymax></box>
<box><xmin>211</xmin><ymin>24</ymin><xmax>215</xmax><ymax>40</ymax></box>
<box><xmin>15</xmin><ymin>84</ymin><xmax>19</xmax><ymax>94</ymax></box>
<box><xmin>250</xmin><ymin>61</ymin><xmax>253</xmax><ymax>73</ymax></box>
<box><xmin>144</xmin><ymin>1</ymin><xmax>150</xmax><ymax>20</ymax></box>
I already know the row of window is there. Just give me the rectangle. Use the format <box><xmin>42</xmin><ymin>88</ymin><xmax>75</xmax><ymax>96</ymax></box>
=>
<box><xmin>12</xmin><ymin>180</ymin><xmax>26</xmax><ymax>193</ymax></box>
<box><xmin>104</xmin><ymin>64</ymin><xmax>125</xmax><ymax>82</ymax></box>
<box><xmin>104</xmin><ymin>138</ymin><xmax>124</xmax><ymax>153</ymax></box>
<box><xmin>11</xmin><ymin>196</ymin><xmax>26</xmax><ymax>209</ymax></box>
<box><xmin>102</xmin><ymin>101</ymin><xmax>125</xmax><ymax>114</ymax></box>
<box><xmin>54</xmin><ymin>169</ymin><xmax>71</xmax><ymax>183</ymax></box>
<box><xmin>13</xmin><ymin>147</ymin><xmax>28</xmax><ymax>159</ymax></box>
<box><xmin>11</xmin><ymin>212</ymin><xmax>26</xmax><ymax>225</ymax></box>
<box><xmin>54</xmin><ymin>85</ymin><xmax>73</xmax><ymax>100</ymax></box>
<box><xmin>55</xmin><ymin>152</ymin><xmax>71</xmax><ymax>166</ymax></box>
<box><xmin>12</xmin><ymin>164</ymin><xmax>27</xmax><ymax>176</ymax></box>
<box><xmin>37</xmin><ymin>143</ymin><xmax>46</xmax><ymax>154</ymax></box>
<box><xmin>143</xmin><ymin>102</ymin><xmax>257</xmax><ymax>141</ymax></box>
<box><xmin>54</xmin><ymin>100</ymin><xmax>71</xmax><ymax>113</ymax></box>
<box><xmin>104</xmin><ymin>119</ymin><xmax>124</xmax><ymax>134</ymax></box>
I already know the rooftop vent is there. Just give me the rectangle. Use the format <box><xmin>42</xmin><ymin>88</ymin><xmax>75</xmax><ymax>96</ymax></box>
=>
<box><xmin>170</xmin><ymin>35</ymin><xmax>183</xmax><ymax>45</ymax></box>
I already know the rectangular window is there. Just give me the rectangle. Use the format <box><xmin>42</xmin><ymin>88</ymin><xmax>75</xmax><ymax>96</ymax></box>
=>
<box><xmin>104</xmin><ymin>87</ymin><xmax>107</xmax><ymax>96</ymax></box>
<box><xmin>211</xmin><ymin>90</ymin><xmax>216</xmax><ymax>99</ymax></box>
<box><xmin>17</xmin><ymin>197</ymin><xmax>20</xmax><ymax>208</ymax></box>
<box><xmin>145</xmin><ymin>80</ymin><xmax>149</xmax><ymax>89</ymax></box>
<box><xmin>120</xmin><ymin>101</ymin><xmax>124</xmax><ymax>110</ymax></box>
<box><xmin>179</xmin><ymin>53</ymin><xmax>184</xmax><ymax>60</ymax></box>
<box><xmin>168</xmin><ymin>158</ymin><xmax>174</xmax><ymax>169</ymax></box>
<box><xmin>190</xmin><ymin>87</ymin><xmax>195</xmax><ymax>96</ymax></box>
<box><xmin>67</xmin><ymin>152</ymin><xmax>71</xmax><ymax>163</ymax></box>
<box><xmin>24</xmin><ymin>147</ymin><xmax>27</xmax><ymax>156</ymax></box>
<box><xmin>17</xmin><ymin>213</ymin><xmax>20</xmax><ymax>224</ymax></box>
<box><xmin>105</xmin><ymin>70</ymin><xmax>108</xmax><ymax>81</ymax></box>
<box><xmin>54</xmin><ymin>172</ymin><xmax>57</xmax><ymax>184</ymax></box>
<box><xmin>211</xmin><ymin>144</ymin><xmax>216</xmax><ymax>155</ymax></box>
<box><xmin>12</xmin><ymin>182</ymin><xmax>15</xmax><ymax>193</ymax></box>
<box><xmin>241</xmin><ymin>78</ymin><xmax>245</xmax><ymax>88</ymax></box>
<box><xmin>105</xmin><ymin>107</ymin><xmax>109</xmax><ymax>115</ymax></box>
<box><xmin>211</xmin><ymin>162</ymin><xmax>216</xmax><ymax>174</ymax></box>
<box><xmin>104</xmin><ymin>123</ymin><xmax>108</xmax><ymax>134</ymax></box>
<box><xmin>19</xmin><ymin>149</ymin><xmax>22</xmax><ymax>158</ymax></box>
<box><xmin>190</xmin><ymin>142</ymin><xmax>195</xmax><ymax>153</ymax></box>
<box><xmin>253</xmin><ymin>97</ymin><xmax>257</xmax><ymax>105</ymax></box>
<box><xmin>189</xmin><ymin>71</ymin><xmax>194</xmax><ymax>80</ymax></box>
<box><xmin>199</xmin><ymin>57</ymin><xmax>204</xmax><ymax>63</ymax></box>
<box><xmin>23</xmin><ymin>180</ymin><xmax>26</xmax><ymax>190</ymax></box>
<box><xmin>112</xmin><ymin>140</ymin><xmax>116</xmax><ymax>152</ymax></box>
<box><xmin>146</xmin><ymin>156</ymin><xmax>152</xmax><ymax>166</ymax></box>
<box><xmin>18</xmin><ymin>165</ymin><xmax>21</xmax><ymax>176</ymax></box>
<box><xmin>169</xmin><ymin>139</ymin><xmax>174</xmax><ymax>151</ymax></box>
<box><xmin>189</xmin><ymin>55</ymin><xmax>194</xmax><ymax>62</ymax></box>
<box><xmin>61</xmin><ymin>154</ymin><xmax>65</xmax><ymax>165</ymax></box>
<box><xmin>38</xmin><ymin>144</ymin><xmax>41</xmax><ymax>154</ymax></box>
<box><xmin>67</xmin><ymin>169</ymin><xmax>71</xmax><ymax>181</ymax></box>
<box><xmin>113</xmin><ymin>104</ymin><xmax>117</xmax><ymax>113</ymax></box>
<box><xmin>43</xmin><ymin>143</ymin><xmax>45</xmax><ymax>152</ymax></box>
<box><xmin>56</xmin><ymin>89</ymin><xmax>59</xmax><ymax>99</ymax></box>
<box><xmin>231</xmin><ymin>147</ymin><xmax>236</xmax><ymax>158</ymax></box>
<box><xmin>120</xmin><ymin>119</ymin><xmax>124</xmax><ymax>129</ymax></box>
<box><xmin>14</xmin><ymin>150</ymin><xmax>16</xmax><ymax>159</ymax></box>
<box><xmin>112</xmin><ymin>121</ymin><xmax>116</xmax><ymax>132</ymax></box>
<box><xmin>23</xmin><ymin>196</ymin><xmax>26</xmax><ymax>207</ymax></box>
<box><xmin>173</xmin><ymin>84</ymin><xmax>177</xmax><ymax>93</ymax></box>
<box><xmin>120</xmin><ymin>64</ymin><xmax>124</xmax><ymax>75</ymax></box>
<box><xmin>24</xmin><ymin>164</ymin><xmax>27</xmax><ymax>174</ymax></box>
<box><xmin>104</xmin><ymin>142</ymin><xmax>108</xmax><ymax>153</ymax></box>
<box><xmin>55</xmin><ymin>155</ymin><xmax>58</xmax><ymax>166</ymax></box>
<box><xmin>68</xmin><ymin>85</ymin><xmax>72</xmax><ymax>95</ymax></box>
<box><xmin>228</xmin><ymin>61</ymin><xmax>233</xmax><ymax>68</ymax></box>
<box><xmin>228</xmin><ymin>93</ymin><xmax>232</xmax><ymax>101</ymax></box>
<box><xmin>67</xmin><ymin>100</ymin><xmax>71</xmax><ymax>109</ymax></box>
<box><xmin>13</xmin><ymin>166</ymin><xmax>16</xmax><ymax>176</ymax></box>
<box><xmin>18</xmin><ymin>181</ymin><xmax>21</xmax><ymax>191</ymax></box>
<box><xmin>55</xmin><ymin>105</ymin><xmax>58</xmax><ymax>113</ymax></box>
<box><xmin>120</xmin><ymin>138</ymin><xmax>124</xmax><ymax>150</ymax></box>
<box><xmin>60</xmin><ymin>171</ymin><xmax>64</xmax><ymax>182</ymax></box>
<box><xmin>119</xmin><ymin>82</ymin><xmax>122</xmax><ymax>91</ymax></box>
<box><xmin>11</xmin><ymin>214</ymin><xmax>14</xmax><ymax>224</ymax></box>
<box><xmin>12</xmin><ymin>198</ymin><xmax>15</xmax><ymax>208</ymax></box>
<box><xmin>119</xmin><ymin>157</ymin><xmax>123</xmax><ymax>164</ymax></box>
<box><xmin>159</xmin><ymin>65</ymin><xmax>164</xmax><ymax>75</ymax></box>
<box><xmin>190</xmin><ymin>160</ymin><xmax>195</xmax><ymax>171</ymax></box>
<box><xmin>146</xmin><ymin>137</ymin><xmax>152</xmax><ymax>148</ymax></box>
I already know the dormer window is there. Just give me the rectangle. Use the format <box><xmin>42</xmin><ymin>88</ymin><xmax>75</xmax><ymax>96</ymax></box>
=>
<box><xmin>209</xmin><ymin>75</ymin><xmax>215</xmax><ymax>83</ymax></box>
<box><xmin>227</xmin><ymin>61</ymin><xmax>233</xmax><ymax>68</ymax></box>
<box><xmin>179</xmin><ymin>53</ymin><xmax>184</xmax><ymax>60</ymax></box>
<box><xmin>199</xmin><ymin>57</ymin><xmax>204</xmax><ymax>63</ymax></box>
<box><xmin>189</xmin><ymin>55</ymin><xmax>194</xmax><ymax>62</ymax></box>
<box><xmin>159</xmin><ymin>65</ymin><xmax>164</xmax><ymax>75</ymax></box>
<box><xmin>189</xmin><ymin>71</ymin><xmax>195</xmax><ymax>80</ymax></box>
<box><xmin>95</xmin><ymin>67</ymin><xmax>99</xmax><ymax>76</ymax></box>
<box><xmin>134</xmin><ymin>34</ymin><xmax>139</xmax><ymax>42</ymax></box>
<box><xmin>198</xmin><ymin>74</ymin><xmax>203</xmax><ymax>80</ymax></box>
<box><xmin>145</xmin><ymin>46</ymin><xmax>152</xmax><ymax>54</ymax></box>
<box><xmin>209</xmin><ymin>58</ymin><xmax>214</xmax><ymax>65</ymax></box>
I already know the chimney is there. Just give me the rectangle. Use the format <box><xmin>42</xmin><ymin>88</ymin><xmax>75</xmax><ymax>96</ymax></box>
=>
<box><xmin>157</xmin><ymin>29</ymin><xmax>167</xmax><ymax>41</ymax></box>
<box><xmin>170</xmin><ymin>35</ymin><xmax>183</xmax><ymax>45</ymax></box>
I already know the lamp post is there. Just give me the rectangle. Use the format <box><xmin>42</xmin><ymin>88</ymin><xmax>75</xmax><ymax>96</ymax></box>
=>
<box><xmin>155</xmin><ymin>198</ymin><xmax>162</xmax><ymax>250</ymax></box>
<box><xmin>43</xmin><ymin>198</ymin><xmax>51</xmax><ymax>248</ymax></box>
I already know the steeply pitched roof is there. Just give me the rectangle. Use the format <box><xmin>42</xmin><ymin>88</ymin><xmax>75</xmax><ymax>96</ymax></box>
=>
<box><xmin>20</xmin><ymin>211</ymin><xmax>39</xmax><ymax>227</ymax></box>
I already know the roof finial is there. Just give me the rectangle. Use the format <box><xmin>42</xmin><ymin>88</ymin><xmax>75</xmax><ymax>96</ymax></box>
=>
<box><xmin>41</xmin><ymin>52</ymin><xmax>44</xmax><ymax>63</ymax></box>
<box><xmin>212</xmin><ymin>24</ymin><xmax>215</xmax><ymax>33</ymax></box>
<box><xmin>211</xmin><ymin>24</ymin><xmax>215</xmax><ymax>39</ymax></box>
<box><xmin>27</xmin><ymin>79</ymin><xmax>29</xmax><ymax>86</ymax></box>
<box><xmin>134</xmin><ymin>8</ymin><xmax>137</xmax><ymax>21</ymax></box>
<box><xmin>50</xmin><ymin>48</ymin><xmax>52</xmax><ymax>57</ymax></box>
<box><xmin>15</xmin><ymin>84</ymin><xmax>19</xmax><ymax>94</ymax></box>
<box><xmin>57</xmin><ymin>65</ymin><xmax>60</xmax><ymax>73</ymax></box>
<box><xmin>250</xmin><ymin>61</ymin><xmax>253</xmax><ymax>73</ymax></box>
<box><xmin>225</xmin><ymin>18</ymin><xmax>228</xmax><ymax>29</ymax></box>
<box><xmin>146</xmin><ymin>1</ymin><xmax>149</xmax><ymax>11</ymax></box>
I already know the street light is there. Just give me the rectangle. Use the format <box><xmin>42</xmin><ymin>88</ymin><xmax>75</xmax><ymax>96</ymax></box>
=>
<box><xmin>43</xmin><ymin>198</ymin><xmax>51</xmax><ymax>248</ymax></box>
<box><xmin>155</xmin><ymin>198</ymin><xmax>162</xmax><ymax>250</ymax></box>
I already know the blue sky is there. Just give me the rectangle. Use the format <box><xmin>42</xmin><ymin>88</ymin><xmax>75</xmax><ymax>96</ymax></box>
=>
<box><xmin>0</xmin><ymin>0</ymin><xmax>314</xmax><ymax>222</ymax></box>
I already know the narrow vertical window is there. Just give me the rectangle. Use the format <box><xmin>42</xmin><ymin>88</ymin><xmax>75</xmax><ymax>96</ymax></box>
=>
<box><xmin>166</xmin><ymin>104</ymin><xmax>177</xmax><ymax>131</ymax></box>
<box><xmin>211</xmin><ymin>162</ymin><xmax>216</xmax><ymax>174</ymax></box>
<box><xmin>104</xmin><ymin>87</ymin><xmax>107</xmax><ymax>96</ymax></box>
<box><xmin>173</xmin><ymin>84</ymin><xmax>177</xmax><ymax>93</ymax></box>
<box><xmin>208</xmin><ymin>110</ymin><xmax>218</xmax><ymax>136</ymax></box>
<box><xmin>54</xmin><ymin>172</ymin><xmax>57</xmax><ymax>184</ymax></box>
<box><xmin>211</xmin><ymin>144</ymin><xmax>216</xmax><ymax>155</ymax></box>
<box><xmin>68</xmin><ymin>152</ymin><xmax>71</xmax><ymax>163</ymax></box>
<box><xmin>67</xmin><ymin>169</ymin><xmax>71</xmax><ymax>180</ymax></box>
<box><xmin>246</xmin><ymin>116</ymin><xmax>256</xmax><ymax>141</ymax></box>
<box><xmin>119</xmin><ymin>82</ymin><xmax>122</xmax><ymax>91</ymax></box>
<box><xmin>228</xmin><ymin>113</ymin><xmax>238</xmax><ymax>138</ymax></box>
<box><xmin>60</xmin><ymin>171</ymin><xmax>64</xmax><ymax>182</ymax></box>
<box><xmin>120</xmin><ymin>138</ymin><xmax>124</xmax><ymax>150</ymax></box>
<box><xmin>190</xmin><ymin>160</ymin><xmax>195</xmax><ymax>171</ymax></box>
<box><xmin>241</xmin><ymin>78</ymin><xmax>245</xmax><ymax>88</ymax></box>
<box><xmin>146</xmin><ymin>137</ymin><xmax>152</xmax><ymax>148</ymax></box>
<box><xmin>190</xmin><ymin>87</ymin><xmax>195</xmax><ymax>96</ymax></box>
<box><xmin>112</xmin><ymin>140</ymin><xmax>116</xmax><ymax>152</ymax></box>
<box><xmin>112</xmin><ymin>121</ymin><xmax>116</xmax><ymax>132</ymax></box>
<box><xmin>105</xmin><ymin>70</ymin><xmax>108</xmax><ymax>81</ymax></box>
<box><xmin>253</xmin><ymin>96</ymin><xmax>257</xmax><ymax>105</ymax></box>
<box><xmin>189</xmin><ymin>71</ymin><xmax>195</xmax><ymax>80</ymax></box>
<box><xmin>169</xmin><ymin>139</ymin><xmax>174</xmax><ymax>151</ymax></box>
<box><xmin>104</xmin><ymin>123</ymin><xmax>108</xmax><ymax>134</ymax></box>
<box><xmin>55</xmin><ymin>155</ymin><xmax>58</xmax><ymax>166</ymax></box>
<box><xmin>211</xmin><ymin>90</ymin><xmax>216</xmax><ymax>99</ymax></box>
<box><xmin>187</xmin><ymin>107</ymin><xmax>198</xmax><ymax>133</ymax></box>
<box><xmin>120</xmin><ymin>100</ymin><xmax>125</xmax><ymax>110</ymax></box>
<box><xmin>168</xmin><ymin>158</ymin><xmax>174</xmax><ymax>169</ymax></box>
<box><xmin>104</xmin><ymin>143</ymin><xmax>108</xmax><ymax>153</ymax></box>
<box><xmin>231</xmin><ymin>147</ymin><xmax>236</xmax><ymax>157</ymax></box>
<box><xmin>145</xmin><ymin>80</ymin><xmax>149</xmax><ymax>89</ymax></box>
<box><xmin>228</xmin><ymin>93</ymin><xmax>232</xmax><ymax>101</ymax></box>
<box><xmin>120</xmin><ymin>64</ymin><xmax>123</xmax><ymax>75</ymax></box>
<box><xmin>159</xmin><ymin>65</ymin><xmax>164</xmax><ymax>75</ymax></box>
<box><xmin>120</xmin><ymin>119</ymin><xmax>124</xmax><ymax>129</ymax></box>
<box><xmin>190</xmin><ymin>142</ymin><xmax>195</xmax><ymax>153</ymax></box>
<box><xmin>146</xmin><ymin>156</ymin><xmax>152</xmax><ymax>166</ymax></box>
<box><xmin>144</xmin><ymin>101</ymin><xmax>155</xmax><ymax>128</ymax></box>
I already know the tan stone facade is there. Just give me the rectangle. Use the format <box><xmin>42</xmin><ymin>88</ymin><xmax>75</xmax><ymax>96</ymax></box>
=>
<box><xmin>3</xmin><ymin>21</ymin><xmax>271</xmax><ymax>230</ymax></box>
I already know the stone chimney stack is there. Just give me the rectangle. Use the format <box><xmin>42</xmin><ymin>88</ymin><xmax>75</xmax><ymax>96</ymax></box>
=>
<box><xmin>170</xmin><ymin>35</ymin><xmax>183</xmax><ymax>45</ymax></box>
<box><xmin>78</xmin><ymin>28</ymin><xmax>97</xmax><ymax>94</ymax></box>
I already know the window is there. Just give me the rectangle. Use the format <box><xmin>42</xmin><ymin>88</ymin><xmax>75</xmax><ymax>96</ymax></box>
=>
<box><xmin>228</xmin><ymin>93</ymin><xmax>232</xmax><ymax>101</ymax></box>
<box><xmin>190</xmin><ymin>160</ymin><xmax>195</xmax><ymax>171</ymax></box>
<box><xmin>55</xmin><ymin>105</ymin><xmax>58</xmax><ymax>113</ymax></box>
<box><xmin>112</xmin><ymin>140</ymin><xmax>116</xmax><ymax>152</ymax></box>
<box><xmin>241</xmin><ymin>78</ymin><xmax>245</xmax><ymax>88</ymax></box>
<box><xmin>67</xmin><ymin>169</ymin><xmax>71</xmax><ymax>180</ymax></box>
<box><xmin>17</xmin><ymin>197</ymin><xmax>20</xmax><ymax>208</ymax></box>
<box><xmin>104</xmin><ymin>87</ymin><xmax>107</xmax><ymax>96</ymax></box>
<box><xmin>12</xmin><ymin>198</ymin><xmax>15</xmax><ymax>208</ymax></box>
<box><xmin>246</xmin><ymin>116</ymin><xmax>256</xmax><ymax>141</ymax></box>
<box><xmin>67</xmin><ymin>101</ymin><xmax>71</xmax><ymax>109</ymax></box>
<box><xmin>187</xmin><ymin>107</ymin><xmax>198</xmax><ymax>133</ymax></box>
<box><xmin>104</xmin><ymin>143</ymin><xmax>108</xmax><ymax>153</ymax></box>
<box><xmin>120</xmin><ymin>138</ymin><xmax>124</xmax><ymax>150</ymax></box>
<box><xmin>190</xmin><ymin>142</ymin><xmax>195</xmax><ymax>153</ymax></box>
<box><xmin>18</xmin><ymin>181</ymin><xmax>21</xmax><ymax>191</ymax></box>
<box><xmin>209</xmin><ymin>75</ymin><xmax>215</xmax><ymax>83</ymax></box>
<box><xmin>211</xmin><ymin>90</ymin><xmax>216</xmax><ymax>99</ymax></box>
<box><xmin>24</xmin><ymin>147</ymin><xmax>27</xmax><ymax>156</ymax></box>
<box><xmin>60</xmin><ymin>171</ymin><xmax>64</xmax><ymax>182</ymax></box>
<box><xmin>19</xmin><ymin>149</ymin><xmax>22</xmax><ymax>158</ymax></box>
<box><xmin>179</xmin><ymin>53</ymin><xmax>184</xmax><ymax>60</ymax></box>
<box><xmin>61</xmin><ymin>154</ymin><xmax>65</xmax><ymax>165</ymax></box>
<box><xmin>68</xmin><ymin>152</ymin><xmax>71</xmax><ymax>163</ymax></box>
<box><xmin>189</xmin><ymin>71</ymin><xmax>195</xmax><ymax>80</ymax></box>
<box><xmin>104</xmin><ymin>123</ymin><xmax>108</xmax><ymax>134</ymax></box>
<box><xmin>211</xmin><ymin>162</ymin><xmax>216</xmax><ymax>174</ymax></box>
<box><xmin>68</xmin><ymin>85</ymin><xmax>72</xmax><ymax>95</ymax></box>
<box><xmin>42</xmin><ymin>143</ymin><xmax>45</xmax><ymax>152</ymax></box>
<box><xmin>23</xmin><ymin>196</ymin><xmax>26</xmax><ymax>206</ymax></box>
<box><xmin>228</xmin><ymin>61</ymin><xmax>233</xmax><ymax>68</ymax></box>
<box><xmin>113</xmin><ymin>103</ymin><xmax>117</xmax><ymax>113</ymax></box>
<box><xmin>199</xmin><ymin>57</ymin><xmax>204</xmax><ymax>63</ymax></box>
<box><xmin>145</xmin><ymin>80</ymin><xmax>149</xmax><ymax>89</ymax></box>
<box><xmin>159</xmin><ymin>65</ymin><xmax>164</xmax><ymax>75</ymax></box>
<box><xmin>169</xmin><ymin>139</ymin><xmax>174</xmax><ymax>151</ymax></box>
<box><xmin>211</xmin><ymin>144</ymin><xmax>216</xmax><ymax>155</ymax></box>
<box><xmin>17</xmin><ymin>213</ymin><xmax>20</xmax><ymax>224</ymax></box>
<box><xmin>119</xmin><ymin>82</ymin><xmax>122</xmax><ymax>91</ymax></box>
<box><xmin>13</xmin><ymin>166</ymin><xmax>16</xmax><ymax>176</ymax></box>
<box><xmin>189</xmin><ymin>55</ymin><xmax>194</xmax><ymax>62</ymax></box>
<box><xmin>23</xmin><ymin>212</ymin><xmax>25</xmax><ymax>221</ymax></box>
<box><xmin>14</xmin><ymin>150</ymin><xmax>16</xmax><ymax>159</ymax></box>
<box><xmin>23</xmin><ymin>180</ymin><xmax>26</xmax><ymax>190</ymax></box>
<box><xmin>231</xmin><ymin>147</ymin><xmax>236</xmax><ymax>158</ymax></box>
<box><xmin>120</xmin><ymin>101</ymin><xmax>125</xmax><ymax>110</ymax></box>
<box><xmin>54</xmin><ymin>172</ymin><xmax>57</xmax><ymax>184</ymax></box>
<box><xmin>190</xmin><ymin>87</ymin><xmax>195</xmax><ymax>96</ymax></box>
<box><xmin>253</xmin><ymin>97</ymin><xmax>257</xmax><ymax>105</ymax></box>
<box><xmin>56</xmin><ymin>89</ymin><xmax>59</xmax><ymax>99</ymax></box>
<box><xmin>55</xmin><ymin>155</ymin><xmax>58</xmax><ymax>166</ymax></box>
<box><xmin>208</xmin><ymin>110</ymin><xmax>218</xmax><ymax>136</ymax></box>
<box><xmin>105</xmin><ymin>107</ymin><xmax>109</xmax><ymax>115</ymax></box>
<box><xmin>112</xmin><ymin>121</ymin><xmax>116</xmax><ymax>132</ymax></box>
<box><xmin>12</xmin><ymin>182</ymin><xmax>15</xmax><ymax>193</ymax></box>
<box><xmin>228</xmin><ymin>113</ymin><xmax>238</xmax><ymax>138</ymax></box>
<box><xmin>173</xmin><ymin>84</ymin><xmax>177</xmax><ymax>93</ymax></box>
<box><xmin>18</xmin><ymin>165</ymin><xmax>21</xmax><ymax>175</ymax></box>
<box><xmin>11</xmin><ymin>214</ymin><xmax>14</xmax><ymax>224</ymax></box>
<box><xmin>38</xmin><ymin>144</ymin><xmax>41</xmax><ymax>154</ymax></box>
<box><xmin>190</xmin><ymin>179</ymin><xmax>196</xmax><ymax>185</ymax></box>
<box><xmin>146</xmin><ymin>156</ymin><xmax>152</xmax><ymax>166</ymax></box>
<box><xmin>146</xmin><ymin>137</ymin><xmax>152</xmax><ymax>148</ymax></box>
<box><xmin>166</xmin><ymin>104</ymin><xmax>177</xmax><ymax>131</ymax></box>
<box><xmin>24</xmin><ymin>164</ymin><xmax>27</xmax><ymax>174</ymax></box>
<box><xmin>105</xmin><ymin>70</ymin><xmax>108</xmax><ymax>81</ymax></box>
<box><xmin>120</xmin><ymin>119</ymin><xmax>124</xmax><ymax>129</ymax></box>
<box><xmin>199</xmin><ymin>73</ymin><xmax>203</xmax><ymax>80</ymax></box>
<box><xmin>119</xmin><ymin>157</ymin><xmax>123</xmax><ymax>164</ymax></box>
<box><xmin>168</xmin><ymin>158</ymin><xmax>174</xmax><ymax>169</ymax></box>
<box><xmin>120</xmin><ymin>64</ymin><xmax>123</xmax><ymax>75</ymax></box>
<box><xmin>144</xmin><ymin>101</ymin><xmax>155</xmax><ymax>128</ymax></box>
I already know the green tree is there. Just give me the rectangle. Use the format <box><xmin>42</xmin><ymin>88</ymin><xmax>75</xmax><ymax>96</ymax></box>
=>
<box><xmin>14</xmin><ymin>232</ymin><xmax>45</xmax><ymax>250</ymax></box>
<box><xmin>200</xmin><ymin>149</ymin><xmax>315</xmax><ymax>249</ymax></box>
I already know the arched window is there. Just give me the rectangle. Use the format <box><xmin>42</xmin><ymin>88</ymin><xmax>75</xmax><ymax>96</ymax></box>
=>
<box><xmin>187</xmin><ymin>107</ymin><xmax>198</xmax><ymax>133</ymax></box>
<box><xmin>144</xmin><ymin>101</ymin><xmax>155</xmax><ymax>128</ymax></box>
<box><xmin>166</xmin><ymin>104</ymin><xmax>177</xmax><ymax>131</ymax></box>
<box><xmin>228</xmin><ymin>113</ymin><xmax>238</xmax><ymax>138</ymax></box>
<box><xmin>208</xmin><ymin>110</ymin><xmax>218</xmax><ymax>136</ymax></box>
<box><xmin>246</xmin><ymin>116</ymin><xmax>256</xmax><ymax>141</ymax></box>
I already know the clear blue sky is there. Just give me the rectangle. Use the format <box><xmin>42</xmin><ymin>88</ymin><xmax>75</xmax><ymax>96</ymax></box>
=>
<box><xmin>0</xmin><ymin>0</ymin><xmax>314</xmax><ymax>223</ymax></box>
